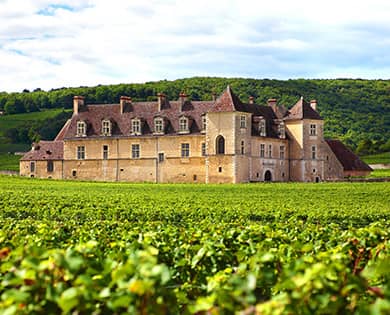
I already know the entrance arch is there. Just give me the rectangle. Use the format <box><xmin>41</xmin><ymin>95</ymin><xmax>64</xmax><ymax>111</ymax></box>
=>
<box><xmin>264</xmin><ymin>170</ymin><xmax>272</xmax><ymax>182</ymax></box>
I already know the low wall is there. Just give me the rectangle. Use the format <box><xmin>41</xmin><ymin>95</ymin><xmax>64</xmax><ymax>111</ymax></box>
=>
<box><xmin>369</xmin><ymin>164</ymin><xmax>390</xmax><ymax>170</ymax></box>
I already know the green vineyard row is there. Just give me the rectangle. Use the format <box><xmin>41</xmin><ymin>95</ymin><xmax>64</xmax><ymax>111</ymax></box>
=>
<box><xmin>0</xmin><ymin>176</ymin><xmax>389</xmax><ymax>314</ymax></box>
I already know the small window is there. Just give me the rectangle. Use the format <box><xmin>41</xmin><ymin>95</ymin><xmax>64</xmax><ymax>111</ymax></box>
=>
<box><xmin>72</xmin><ymin>170</ymin><xmax>77</xmax><ymax>177</ymax></box>
<box><xmin>30</xmin><ymin>161</ymin><xmax>35</xmax><ymax>172</ymax></box>
<box><xmin>102</xmin><ymin>120</ymin><xmax>111</xmax><ymax>136</ymax></box>
<box><xmin>181</xmin><ymin>143</ymin><xmax>190</xmax><ymax>158</ymax></box>
<box><xmin>240</xmin><ymin>115</ymin><xmax>247</xmax><ymax>128</ymax></box>
<box><xmin>47</xmin><ymin>160</ymin><xmax>54</xmax><ymax>172</ymax></box>
<box><xmin>260</xmin><ymin>144</ymin><xmax>265</xmax><ymax>158</ymax></box>
<box><xmin>280</xmin><ymin>145</ymin><xmax>285</xmax><ymax>159</ymax></box>
<box><xmin>132</xmin><ymin>144</ymin><xmax>140</xmax><ymax>159</ymax></box>
<box><xmin>193</xmin><ymin>174</ymin><xmax>197</xmax><ymax>181</ymax></box>
<box><xmin>216</xmin><ymin>136</ymin><xmax>225</xmax><ymax>155</ymax></box>
<box><xmin>201</xmin><ymin>143</ymin><xmax>206</xmax><ymax>156</ymax></box>
<box><xmin>77</xmin><ymin>146</ymin><xmax>85</xmax><ymax>160</ymax></box>
<box><xmin>218</xmin><ymin>166</ymin><xmax>222</xmax><ymax>173</ymax></box>
<box><xmin>259</xmin><ymin>119</ymin><xmax>266</xmax><ymax>136</ymax></box>
<box><xmin>76</xmin><ymin>121</ymin><xmax>87</xmax><ymax>137</ymax></box>
<box><xmin>154</xmin><ymin>118</ymin><xmax>164</xmax><ymax>134</ymax></box>
<box><xmin>310</xmin><ymin>124</ymin><xmax>317</xmax><ymax>136</ymax></box>
<box><xmin>158</xmin><ymin>152</ymin><xmax>164</xmax><ymax>162</ymax></box>
<box><xmin>278</xmin><ymin>122</ymin><xmax>285</xmax><ymax>139</ymax></box>
<box><xmin>201</xmin><ymin>114</ymin><xmax>207</xmax><ymax>131</ymax></box>
<box><xmin>103</xmin><ymin>145</ymin><xmax>108</xmax><ymax>160</ymax></box>
<box><xmin>179</xmin><ymin>116</ymin><xmax>189</xmax><ymax>133</ymax></box>
<box><xmin>268</xmin><ymin>144</ymin><xmax>272</xmax><ymax>158</ymax></box>
<box><xmin>131</xmin><ymin>119</ymin><xmax>142</xmax><ymax>135</ymax></box>
<box><xmin>311</xmin><ymin>145</ymin><xmax>316</xmax><ymax>159</ymax></box>
<box><xmin>241</xmin><ymin>140</ymin><xmax>245</xmax><ymax>155</ymax></box>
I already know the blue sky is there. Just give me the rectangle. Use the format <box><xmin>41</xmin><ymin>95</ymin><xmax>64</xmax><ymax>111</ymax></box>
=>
<box><xmin>0</xmin><ymin>0</ymin><xmax>389</xmax><ymax>92</ymax></box>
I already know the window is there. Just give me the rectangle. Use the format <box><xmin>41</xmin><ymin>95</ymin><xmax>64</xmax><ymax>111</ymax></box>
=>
<box><xmin>30</xmin><ymin>161</ymin><xmax>35</xmax><ymax>172</ymax></box>
<box><xmin>280</xmin><ymin>145</ymin><xmax>285</xmax><ymax>159</ymax></box>
<box><xmin>158</xmin><ymin>152</ymin><xmax>164</xmax><ymax>162</ymax></box>
<box><xmin>216</xmin><ymin>136</ymin><xmax>225</xmax><ymax>154</ymax></box>
<box><xmin>181</xmin><ymin>143</ymin><xmax>190</xmax><ymax>158</ymax></box>
<box><xmin>311</xmin><ymin>145</ymin><xmax>316</xmax><ymax>159</ymax></box>
<box><xmin>201</xmin><ymin>115</ymin><xmax>207</xmax><ymax>131</ymax></box>
<box><xmin>278</xmin><ymin>122</ymin><xmax>285</xmax><ymax>139</ymax></box>
<box><xmin>77</xmin><ymin>146</ymin><xmax>85</xmax><ymax>160</ymax></box>
<box><xmin>260</xmin><ymin>144</ymin><xmax>265</xmax><ymax>157</ymax></box>
<box><xmin>131</xmin><ymin>119</ymin><xmax>141</xmax><ymax>135</ymax></box>
<box><xmin>218</xmin><ymin>166</ymin><xmax>222</xmax><ymax>173</ymax></box>
<box><xmin>179</xmin><ymin>116</ymin><xmax>189</xmax><ymax>133</ymax></box>
<box><xmin>259</xmin><ymin>119</ymin><xmax>266</xmax><ymax>136</ymax></box>
<box><xmin>76</xmin><ymin>121</ymin><xmax>86</xmax><ymax>137</ymax></box>
<box><xmin>201</xmin><ymin>143</ymin><xmax>206</xmax><ymax>156</ymax></box>
<box><xmin>268</xmin><ymin>144</ymin><xmax>272</xmax><ymax>158</ymax></box>
<box><xmin>102</xmin><ymin>120</ymin><xmax>111</xmax><ymax>136</ymax></box>
<box><xmin>240</xmin><ymin>115</ymin><xmax>247</xmax><ymax>128</ymax></box>
<box><xmin>103</xmin><ymin>145</ymin><xmax>108</xmax><ymax>160</ymax></box>
<box><xmin>47</xmin><ymin>160</ymin><xmax>54</xmax><ymax>172</ymax></box>
<box><xmin>72</xmin><ymin>170</ymin><xmax>77</xmax><ymax>177</ymax></box>
<box><xmin>241</xmin><ymin>140</ymin><xmax>245</xmax><ymax>155</ymax></box>
<box><xmin>132</xmin><ymin>144</ymin><xmax>140</xmax><ymax>159</ymax></box>
<box><xmin>154</xmin><ymin>118</ymin><xmax>164</xmax><ymax>134</ymax></box>
<box><xmin>310</xmin><ymin>124</ymin><xmax>317</xmax><ymax>136</ymax></box>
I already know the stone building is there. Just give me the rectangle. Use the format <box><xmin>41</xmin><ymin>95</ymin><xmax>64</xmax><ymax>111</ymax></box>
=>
<box><xmin>20</xmin><ymin>86</ymin><xmax>371</xmax><ymax>182</ymax></box>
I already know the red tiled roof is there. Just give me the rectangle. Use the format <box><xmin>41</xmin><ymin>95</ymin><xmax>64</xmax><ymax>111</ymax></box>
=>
<box><xmin>326</xmin><ymin>139</ymin><xmax>372</xmax><ymax>171</ymax></box>
<box><xmin>54</xmin><ymin>119</ymin><xmax>71</xmax><ymax>141</ymax></box>
<box><xmin>285</xmin><ymin>97</ymin><xmax>322</xmax><ymax>120</ymax></box>
<box><xmin>20</xmin><ymin>141</ymin><xmax>64</xmax><ymax>161</ymax></box>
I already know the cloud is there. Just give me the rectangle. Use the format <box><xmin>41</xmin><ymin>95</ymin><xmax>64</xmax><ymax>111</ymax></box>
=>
<box><xmin>0</xmin><ymin>0</ymin><xmax>389</xmax><ymax>92</ymax></box>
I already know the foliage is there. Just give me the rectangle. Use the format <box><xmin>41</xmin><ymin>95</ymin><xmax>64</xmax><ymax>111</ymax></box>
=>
<box><xmin>361</xmin><ymin>152</ymin><xmax>390</xmax><ymax>165</ymax></box>
<box><xmin>0</xmin><ymin>77</ymin><xmax>389</xmax><ymax>152</ymax></box>
<box><xmin>0</xmin><ymin>177</ymin><xmax>389</xmax><ymax>314</ymax></box>
<box><xmin>0</xmin><ymin>153</ymin><xmax>20</xmax><ymax>171</ymax></box>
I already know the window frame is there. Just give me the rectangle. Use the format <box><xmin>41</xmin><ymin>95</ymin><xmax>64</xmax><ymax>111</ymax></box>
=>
<box><xmin>154</xmin><ymin>117</ymin><xmax>164</xmax><ymax>134</ymax></box>
<box><xmin>102</xmin><ymin>119</ymin><xmax>111</xmax><ymax>136</ymax></box>
<box><xmin>102</xmin><ymin>145</ymin><xmax>109</xmax><ymax>160</ymax></box>
<box><xmin>77</xmin><ymin>146</ymin><xmax>85</xmax><ymax>160</ymax></box>
<box><xmin>178</xmin><ymin>116</ymin><xmax>189</xmax><ymax>134</ymax></box>
<box><xmin>76</xmin><ymin>121</ymin><xmax>87</xmax><ymax>137</ymax></box>
<box><xmin>47</xmin><ymin>160</ymin><xmax>54</xmax><ymax>172</ymax></box>
<box><xmin>241</xmin><ymin>140</ymin><xmax>245</xmax><ymax>155</ymax></box>
<box><xmin>216</xmin><ymin>136</ymin><xmax>225</xmax><ymax>155</ymax></box>
<box><xmin>278</xmin><ymin>122</ymin><xmax>285</xmax><ymax>139</ymax></box>
<box><xmin>259</xmin><ymin>119</ymin><xmax>266</xmax><ymax>136</ymax></box>
<box><xmin>181</xmin><ymin>143</ymin><xmax>190</xmax><ymax>158</ymax></box>
<box><xmin>310</xmin><ymin>124</ymin><xmax>317</xmax><ymax>136</ymax></box>
<box><xmin>260</xmin><ymin>144</ymin><xmax>265</xmax><ymax>158</ymax></box>
<box><xmin>201</xmin><ymin>114</ymin><xmax>207</xmax><ymax>132</ymax></box>
<box><xmin>240</xmin><ymin>115</ymin><xmax>247</xmax><ymax>128</ymax></box>
<box><xmin>158</xmin><ymin>152</ymin><xmax>164</xmax><ymax>163</ymax></box>
<box><xmin>311</xmin><ymin>145</ymin><xmax>317</xmax><ymax>160</ymax></box>
<box><xmin>201</xmin><ymin>142</ymin><xmax>206</xmax><ymax>156</ymax></box>
<box><xmin>131</xmin><ymin>118</ymin><xmax>142</xmax><ymax>135</ymax></box>
<box><xmin>268</xmin><ymin>144</ymin><xmax>272</xmax><ymax>158</ymax></box>
<box><xmin>280</xmin><ymin>145</ymin><xmax>285</xmax><ymax>159</ymax></box>
<box><xmin>30</xmin><ymin>161</ymin><xmax>35</xmax><ymax>172</ymax></box>
<box><xmin>131</xmin><ymin>144</ymin><xmax>140</xmax><ymax>159</ymax></box>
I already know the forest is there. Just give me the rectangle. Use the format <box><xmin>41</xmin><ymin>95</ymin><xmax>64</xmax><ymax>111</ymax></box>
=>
<box><xmin>1</xmin><ymin>77</ymin><xmax>389</xmax><ymax>153</ymax></box>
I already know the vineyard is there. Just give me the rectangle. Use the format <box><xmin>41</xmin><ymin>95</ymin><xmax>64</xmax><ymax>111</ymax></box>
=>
<box><xmin>0</xmin><ymin>176</ymin><xmax>389</xmax><ymax>314</ymax></box>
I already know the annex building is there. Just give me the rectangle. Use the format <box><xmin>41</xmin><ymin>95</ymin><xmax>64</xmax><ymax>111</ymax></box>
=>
<box><xmin>20</xmin><ymin>86</ymin><xmax>372</xmax><ymax>183</ymax></box>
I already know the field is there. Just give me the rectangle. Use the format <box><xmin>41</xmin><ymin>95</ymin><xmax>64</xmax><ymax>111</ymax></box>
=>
<box><xmin>0</xmin><ymin>176</ymin><xmax>389</xmax><ymax>314</ymax></box>
<box><xmin>361</xmin><ymin>152</ymin><xmax>390</xmax><ymax>165</ymax></box>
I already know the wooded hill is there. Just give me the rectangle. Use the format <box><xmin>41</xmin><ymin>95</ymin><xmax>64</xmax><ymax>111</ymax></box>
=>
<box><xmin>1</xmin><ymin>77</ymin><xmax>389</xmax><ymax>154</ymax></box>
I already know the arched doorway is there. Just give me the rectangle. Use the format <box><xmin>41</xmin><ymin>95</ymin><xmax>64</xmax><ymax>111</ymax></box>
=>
<box><xmin>216</xmin><ymin>136</ymin><xmax>225</xmax><ymax>154</ymax></box>
<box><xmin>264</xmin><ymin>170</ymin><xmax>272</xmax><ymax>182</ymax></box>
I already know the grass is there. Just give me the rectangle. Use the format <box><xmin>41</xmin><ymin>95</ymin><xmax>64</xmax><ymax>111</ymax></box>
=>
<box><xmin>361</xmin><ymin>152</ymin><xmax>390</xmax><ymax>164</ymax></box>
<box><xmin>0</xmin><ymin>153</ymin><xmax>21</xmax><ymax>171</ymax></box>
<box><xmin>369</xmin><ymin>168</ymin><xmax>390</xmax><ymax>178</ymax></box>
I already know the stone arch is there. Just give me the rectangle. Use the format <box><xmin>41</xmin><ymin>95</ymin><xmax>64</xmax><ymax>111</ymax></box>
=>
<box><xmin>264</xmin><ymin>170</ymin><xmax>272</xmax><ymax>182</ymax></box>
<box><xmin>216</xmin><ymin>135</ymin><xmax>225</xmax><ymax>154</ymax></box>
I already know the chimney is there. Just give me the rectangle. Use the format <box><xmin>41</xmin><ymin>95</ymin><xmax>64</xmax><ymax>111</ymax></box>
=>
<box><xmin>310</xmin><ymin>100</ymin><xmax>317</xmax><ymax>111</ymax></box>
<box><xmin>157</xmin><ymin>93</ymin><xmax>165</xmax><ymax>112</ymax></box>
<box><xmin>73</xmin><ymin>96</ymin><xmax>85</xmax><ymax>115</ymax></box>
<box><xmin>32</xmin><ymin>142</ymin><xmax>40</xmax><ymax>151</ymax></box>
<box><xmin>120</xmin><ymin>96</ymin><xmax>132</xmax><ymax>114</ymax></box>
<box><xmin>179</xmin><ymin>92</ymin><xmax>188</xmax><ymax>111</ymax></box>
<box><xmin>249</xmin><ymin>96</ymin><xmax>254</xmax><ymax>104</ymax></box>
<box><xmin>267</xmin><ymin>98</ymin><xmax>277</xmax><ymax>107</ymax></box>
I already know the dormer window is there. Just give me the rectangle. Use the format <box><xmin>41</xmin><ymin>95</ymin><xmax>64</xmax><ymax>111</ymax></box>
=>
<box><xmin>259</xmin><ymin>119</ymin><xmax>266</xmax><ymax>137</ymax></box>
<box><xmin>76</xmin><ymin>121</ymin><xmax>87</xmax><ymax>137</ymax></box>
<box><xmin>154</xmin><ymin>117</ymin><xmax>164</xmax><ymax>134</ymax></box>
<box><xmin>240</xmin><ymin>115</ymin><xmax>247</xmax><ymax>128</ymax></box>
<box><xmin>201</xmin><ymin>114</ymin><xmax>207</xmax><ymax>133</ymax></box>
<box><xmin>131</xmin><ymin>118</ymin><xmax>142</xmax><ymax>135</ymax></box>
<box><xmin>102</xmin><ymin>119</ymin><xmax>111</xmax><ymax>136</ymax></box>
<box><xmin>278</xmin><ymin>122</ymin><xmax>285</xmax><ymax>139</ymax></box>
<box><xmin>310</xmin><ymin>124</ymin><xmax>317</xmax><ymax>136</ymax></box>
<box><xmin>178</xmin><ymin>116</ymin><xmax>189</xmax><ymax>134</ymax></box>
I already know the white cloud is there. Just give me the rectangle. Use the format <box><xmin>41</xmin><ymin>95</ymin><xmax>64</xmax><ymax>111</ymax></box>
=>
<box><xmin>0</xmin><ymin>0</ymin><xmax>389</xmax><ymax>91</ymax></box>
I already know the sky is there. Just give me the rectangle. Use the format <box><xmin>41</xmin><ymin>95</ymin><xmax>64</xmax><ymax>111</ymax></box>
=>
<box><xmin>0</xmin><ymin>0</ymin><xmax>389</xmax><ymax>92</ymax></box>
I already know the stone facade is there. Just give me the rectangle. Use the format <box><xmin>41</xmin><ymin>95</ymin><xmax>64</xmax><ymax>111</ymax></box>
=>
<box><xmin>20</xmin><ymin>86</ymin><xmax>371</xmax><ymax>182</ymax></box>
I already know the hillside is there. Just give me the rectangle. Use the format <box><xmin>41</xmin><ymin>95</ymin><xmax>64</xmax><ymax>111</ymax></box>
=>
<box><xmin>0</xmin><ymin>77</ymin><xmax>389</xmax><ymax>153</ymax></box>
